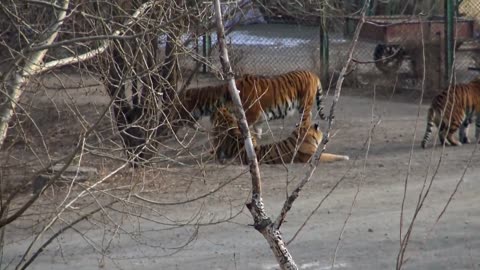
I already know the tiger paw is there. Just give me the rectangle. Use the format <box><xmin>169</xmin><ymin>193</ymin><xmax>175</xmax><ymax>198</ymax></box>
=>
<box><xmin>449</xmin><ymin>142</ymin><xmax>462</xmax><ymax>146</ymax></box>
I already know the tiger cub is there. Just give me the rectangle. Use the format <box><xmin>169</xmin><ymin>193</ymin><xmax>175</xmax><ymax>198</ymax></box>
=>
<box><xmin>211</xmin><ymin>107</ymin><xmax>349</xmax><ymax>164</ymax></box>
<box><xmin>160</xmin><ymin>70</ymin><xmax>326</xmax><ymax>139</ymax></box>
<box><xmin>421</xmin><ymin>78</ymin><xmax>480</xmax><ymax>148</ymax></box>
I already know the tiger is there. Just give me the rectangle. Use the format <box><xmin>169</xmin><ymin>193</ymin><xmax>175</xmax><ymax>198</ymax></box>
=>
<box><xmin>160</xmin><ymin>70</ymin><xmax>326</xmax><ymax>139</ymax></box>
<box><xmin>211</xmin><ymin>107</ymin><xmax>349</xmax><ymax>164</ymax></box>
<box><xmin>421</xmin><ymin>78</ymin><xmax>480</xmax><ymax>148</ymax></box>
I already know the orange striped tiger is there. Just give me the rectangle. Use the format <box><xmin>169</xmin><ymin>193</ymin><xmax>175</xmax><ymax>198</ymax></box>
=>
<box><xmin>160</xmin><ymin>70</ymin><xmax>326</xmax><ymax>139</ymax></box>
<box><xmin>421</xmin><ymin>78</ymin><xmax>480</xmax><ymax>148</ymax></box>
<box><xmin>211</xmin><ymin>107</ymin><xmax>349</xmax><ymax>164</ymax></box>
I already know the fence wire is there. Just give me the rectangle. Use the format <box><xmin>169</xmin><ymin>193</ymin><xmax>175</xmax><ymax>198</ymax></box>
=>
<box><xmin>186</xmin><ymin>0</ymin><xmax>480</xmax><ymax>92</ymax></box>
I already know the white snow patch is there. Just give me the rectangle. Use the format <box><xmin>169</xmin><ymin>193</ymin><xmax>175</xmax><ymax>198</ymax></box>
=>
<box><xmin>262</xmin><ymin>261</ymin><xmax>348</xmax><ymax>270</ymax></box>
<box><xmin>158</xmin><ymin>32</ymin><xmax>310</xmax><ymax>48</ymax></box>
<box><xmin>227</xmin><ymin>32</ymin><xmax>309</xmax><ymax>47</ymax></box>
<box><xmin>316</xmin><ymin>262</ymin><xmax>349</xmax><ymax>270</ymax></box>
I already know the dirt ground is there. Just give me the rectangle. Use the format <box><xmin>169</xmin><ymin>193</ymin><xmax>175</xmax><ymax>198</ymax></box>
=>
<box><xmin>2</xmin><ymin>72</ymin><xmax>480</xmax><ymax>270</ymax></box>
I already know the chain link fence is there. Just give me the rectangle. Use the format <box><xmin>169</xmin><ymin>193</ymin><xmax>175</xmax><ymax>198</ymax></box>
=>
<box><xmin>186</xmin><ymin>0</ymin><xmax>480</xmax><ymax>92</ymax></box>
<box><xmin>458</xmin><ymin>0</ymin><xmax>480</xmax><ymax>75</ymax></box>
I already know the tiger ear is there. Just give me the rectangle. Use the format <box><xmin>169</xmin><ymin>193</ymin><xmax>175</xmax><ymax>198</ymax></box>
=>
<box><xmin>314</xmin><ymin>123</ymin><xmax>320</xmax><ymax>130</ymax></box>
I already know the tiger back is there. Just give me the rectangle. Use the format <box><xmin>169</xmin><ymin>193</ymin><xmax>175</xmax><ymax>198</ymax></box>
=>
<box><xmin>255</xmin><ymin>123</ymin><xmax>349</xmax><ymax>164</ymax></box>
<box><xmin>421</xmin><ymin>78</ymin><xmax>480</xmax><ymax>148</ymax></box>
<box><xmin>236</xmin><ymin>70</ymin><xmax>326</xmax><ymax>137</ymax></box>
<box><xmin>211</xmin><ymin>108</ymin><xmax>349</xmax><ymax>164</ymax></box>
<box><xmin>160</xmin><ymin>70</ymin><xmax>326</xmax><ymax>139</ymax></box>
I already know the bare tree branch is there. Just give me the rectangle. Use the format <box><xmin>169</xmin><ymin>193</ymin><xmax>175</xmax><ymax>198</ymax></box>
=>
<box><xmin>18</xmin><ymin>200</ymin><xmax>117</xmax><ymax>270</ymax></box>
<box><xmin>40</xmin><ymin>1</ymin><xmax>157</xmax><ymax>73</ymax></box>
<box><xmin>213</xmin><ymin>0</ymin><xmax>297</xmax><ymax>269</ymax></box>
<box><xmin>273</xmin><ymin>0</ymin><xmax>371</xmax><ymax>231</ymax></box>
<box><xmin>0</xmin><ymin>0</ymin><xmax>70</xmax><ymax>149</ymax></box>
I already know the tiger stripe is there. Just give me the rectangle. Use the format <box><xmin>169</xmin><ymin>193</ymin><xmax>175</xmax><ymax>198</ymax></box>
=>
<box><xmin>211</xmin><ymin>107</ymin><xmax>349</xmax><ymax>164</ymax></box>
<box><xmin>160</xmin><ymin>70</ymin><xmax>325</xmax><ymax>139</ymax></box>
<box><xmin>421</xmin><ymin>78</ymin><xmax>480</xmax><ymax>148</ymax></box>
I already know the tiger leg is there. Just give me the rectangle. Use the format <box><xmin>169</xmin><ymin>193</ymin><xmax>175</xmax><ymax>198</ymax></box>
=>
<box><xmin>316</xmin><ymin>82</ymin><xmax>326</xmax><ymax>120</ymax></box>
<box><xmin>298</xmin><ymin>105</ymin><xmax>313</xmax><ymax>128</ymax></box>
<box><xmin>421</xmin><ymin>108</ymin><xmax>435</xmax><ymax>148</ymax></box>
<box><xmin>459</xmin><ymin>117</ymin><xmax>472</xmax><ymax>144</ymax></box>
<box><xmin>320</xmin><ymin>153</ymin><xmax>350</xmax><ymax>162</ymax></box>
<box><xmin>211</xmin><ymin>136</ymin><xmax>228</xmax><ymax>164</ymax></box>
<box><xmin>475</xmin><ymin>112</ymin><xmax>480</xmax><ymax>143</ymax></box>
<box><xmin>438</xmin><ymin>127</ymin><xmax>448</xmax><ymax>146</ymax></box>
<box><xmin>253</xmin><ymin>124</ymin><xmax>263</xmax><ymax>140</ymax></box>
<box><xmin>216</xmin><ymin>150</ymin><xmax>227</xmax><ymax>164</ymax></box>
<box><xmin>244</xmin><ymin>105</ymin><xmax>264</xmax><ymax>139</ymax></box>
<box><xmin>252</xmin><ymin>110</ymin><xmax>268</xmax><ymax>139</ymax></box>
<box><xmin>445</xmin><ymin>125</ymin><xmax>462</xmax><ymax>146</ymax></box>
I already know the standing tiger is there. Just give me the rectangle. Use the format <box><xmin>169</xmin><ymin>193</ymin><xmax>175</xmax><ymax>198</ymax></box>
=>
<box><xmin>211</xmin><ymin>107</ymin><xmax>349</xmax><ymax>164</ymax></box>
<box><xmin>160</xmin><ymin>70</ymin><xmax>326</xmax><ymax>139</ymax></box>
<box><xmin>421</xmin><ymin>78</ymin><xmax>480</xmax><ymax>148</ymax></box>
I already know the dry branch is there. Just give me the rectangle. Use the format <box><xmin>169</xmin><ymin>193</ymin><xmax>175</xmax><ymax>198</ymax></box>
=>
<box><xmin>274</xmin><ymin>0</ymin><xmax>371</xmax><ymax>238</ymax></box>
<box><xmin>0</xmin><ymin>0</ymin><xmax>70</xmax><ymax>150</ymax></box>
<box><xmin>212</xmin><ymin>0</ymin><xmax>296</xmax><ymax>269</ymax></box>
<box><xmin>0</xmin><ymin>1</ymin><xmax>156</xmax><ymax>150</ymax></box>
<box><xmin>18</xmin><ymin>201</ymin><xmax>117</xmax><ymax>270</ymax></box>
<box><xmin>16</xmin><ymin>161</ymin><xmax>129</xmax><ymax>269</ymax></box>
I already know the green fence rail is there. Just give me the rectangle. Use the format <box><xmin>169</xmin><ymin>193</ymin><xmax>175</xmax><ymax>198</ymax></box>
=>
<box><xmin>187</xmin><ymin>0</ymin><xmax>480</xmax><ymax>91</ymax></box>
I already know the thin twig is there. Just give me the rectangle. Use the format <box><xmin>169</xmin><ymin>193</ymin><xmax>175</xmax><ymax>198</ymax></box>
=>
<box><xmin>273</xmin><ymin>0</ymin><xmax>371</xmax><ymax>231</ymax></box>
<box><xmin>132</xmin><ymin>171</ymin><xmax>246</xmax><ymax>205</ymax></box>
<box><xmin>19</xmin><ymin>201</ymin><xmax>117</xmax><ymax>270</ymax></box>
<box><xmin>213</xmin><ymin>0</ymin><xmax>296</xmax><ymax>269</ymax></box>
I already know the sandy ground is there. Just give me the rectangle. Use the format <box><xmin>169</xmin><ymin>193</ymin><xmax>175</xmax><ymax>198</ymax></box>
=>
<box><xmin>2</xmin><ymin>73</ymin><xmax>480</xmax><ymax>270</ymax></box>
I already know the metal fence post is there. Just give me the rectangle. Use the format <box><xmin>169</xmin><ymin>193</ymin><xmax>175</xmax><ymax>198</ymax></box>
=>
<box><xmin>445</xmin><ymin>0</ymin><xmax>455</xmax><ymax>83</ymax></box>
<box><xmin>202</xmin><ymin>33</ymin><xmax>211</xmax><ymax>73</ymax></box>
<box><xmin>386</xmin><ymin>0</ymin><xmax>397</xmax><ymax>15</ymax></box>
<box><xmin>366</xmin><ymin>0</ymin><xmax>375</xmax><ymax>16</ymax></box>
<box><xmin>320</xmin><ymin>13</ymin><xmax>329</xmax><ymax>83</ymax></box>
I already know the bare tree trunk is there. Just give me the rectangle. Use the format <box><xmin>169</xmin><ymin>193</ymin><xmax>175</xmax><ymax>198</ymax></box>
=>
<box><xmin>161</xmin><ymin>32</ymin><xmax>179</xmax><ymax>104</ymax></box>
<box><xmin>0</xmin><ymin>0</ymin><xmax>156</xmax><ymax>150</ymax></box>
<box><xmin>0</xmin><ymin>0</ymin><xmax>70</xmax><ymax>150</ymax></box>
<box><xmin>282</xmin><ymin>0</ymin><xmax>371</xmax><ymax>246</ymax></box>
<box><xmin>212</xmin><ymin>1</ymin><xmax>297</xmax><ymax>269</ymax></box>
<box><xmin>106</xmin><ymin>46</ymin><xmax>148</xmax><ymax>164</ymax></box>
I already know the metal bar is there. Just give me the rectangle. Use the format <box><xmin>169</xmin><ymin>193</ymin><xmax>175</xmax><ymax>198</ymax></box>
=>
<box><xmin>320</xmin><ymin>14</ymin><xmax>329</xmax><ymax>83</ymax></box>
<box><xmin>366</xmin><ymin>0</ymin><xmax>375</xmax><ymax>16</ymax></box>
<box><xmin>444</xmin><ymin>0</ymin><xmax>455</xmax><ymax>82</ymax></box>
<box><xmin>456</xmin><ymin>0</ymin><xmax>464</xmax><ymax>16</ymax></box>
<box><xmin>202</xmin><ymin>34</ymin><xmax>211</xmax><ymax>73</ymax></box>
<box><xmin>386</xmin><ymin>0</ymin><xmax>397</xmax><ymax>15</ymax></box>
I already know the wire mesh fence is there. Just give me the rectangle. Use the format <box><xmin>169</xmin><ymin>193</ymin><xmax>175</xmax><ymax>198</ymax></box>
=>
<box><xmin>184</xmin><ymin>0</ymin><xmax>480</xmax><ymax>92</ymax></box>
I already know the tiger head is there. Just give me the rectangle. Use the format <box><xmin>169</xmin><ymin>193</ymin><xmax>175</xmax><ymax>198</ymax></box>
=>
<box><xmin>212</xmin><ymin>107</ymin><xmax>238</xmax><ymax>135</ymax></box>
<box><xmin>211</xmin><ymin>107</ymin><xmax>257</xmax><ymax>162</ymax></box>
<box><xmin>211</xmin><ymin>107</ymin><xmax>240</xmax><ymax>161</ymax></box>
<box><xmin>295</xmin><ymin>122</ymin><xmax>324</xmax><ymax>155</ymax></box>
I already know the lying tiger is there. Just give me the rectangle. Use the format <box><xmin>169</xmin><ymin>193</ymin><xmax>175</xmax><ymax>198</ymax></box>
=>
<box><xmin>421</xmin><ymin>77</ymin><xmax>480</xmax><ymax>148</ymax></box>
<box><xmin>211</xmin><ymin>107</ymin><xmax>349</xmax><ymax>164</ymax></box>
<box><xmin>160</xmin><ymin>70</ymin><xmax>326</xmax><ymax>139</ymax></box>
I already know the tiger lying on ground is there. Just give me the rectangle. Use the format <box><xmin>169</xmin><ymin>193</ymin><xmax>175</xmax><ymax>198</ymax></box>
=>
<box><xmin>421</xmin><ymin>78</ymin><xmax>480</xmax><ymax>148</ymax></box>
<box><xmin>211</xmin><ymin>107</ymin><xmax>349</xmax><ymax>164</ymax></box>
<box><xmin>160</xmin><ymin>70</ymin><xmax>326</xmax><ymax>139</ymax></box>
